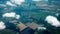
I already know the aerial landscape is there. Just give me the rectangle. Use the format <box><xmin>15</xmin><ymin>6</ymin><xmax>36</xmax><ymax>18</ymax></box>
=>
<box><xmin>0</xmin><ymin>0</ymin><xmax>60</xmax><ymax>34</ymax></box>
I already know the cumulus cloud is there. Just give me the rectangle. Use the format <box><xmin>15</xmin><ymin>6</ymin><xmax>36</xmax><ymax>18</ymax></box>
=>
<box><xmin>15</xmin><ymin>15</ymin><xmax>20</xmax><ymax>19</ymax></box>
<box><xmin>6</xmin><ymin>1</ymin><xmax>16</xmax><ymax>6</ymax></box>
<box><xmin>3</xmin><ymin>12</ymin><xmax>16</xmax><ymax>17</ymax></box>
<box><xmin>0</xmin><ymin>21</ymin><xmax>6</xmax><ymax>30</ymax></box>
<box><xmin>37</xmin><ymin>27</ymin><xmax>46</xmax><ymax>30</ymax></box>
<box><xmin>2</xmin><ymin>12</ymin><xmax>20</xmax><ymax>19</ymax></box>
<box><xmin>33</xmin><ymin>0</ymin><xmax>48</xmax><ymax>1</ymax></box>
<box><xmin>10</xmin><ymin>0</ymin><xmax>25</xmax><ymax>5</ymax></box>
<box><xmin>55</xmin><ymin>13</ymin><xmax>59</xmax><ymax>16</ymax></box>
<box><xmin>45</xmin><ymin>16</ymin><xmax>60</xmax><ymax>27</ymax></box>
<box><xmin>6</xmin><ymin>0</ymin><xmax>25</xmax><ymax>6</ymax></box>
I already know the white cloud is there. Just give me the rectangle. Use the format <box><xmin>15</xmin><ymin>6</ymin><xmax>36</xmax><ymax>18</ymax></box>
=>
<box><xmin>15</xmin><ymin>15</ymin><xmax>20</xmax><ymax>19</ymax></box>
<box><xmin>37</xmin><ymin>27</ymin><xmax>46</xmax><ymax>30</ymax></box>
<box><xmin>45</xmin><ymin>16</ymin><xmax>60</xmax><ymax>27</ymax></box>
<box><xmin>55</xmin><ymin>13</ymin><xmax>59</xmax><ymax>16</ymax></box>
<box><xmin>0</xmin><ymin>21</ymin><xmax>6</xmax><ymax>30</ymax></box>
<box><xmin>33</xmin><ymin>0</ymin><xmax>48</xmax><ymax>1</ymax></box>
<box><xmin>6</xmin><ymin>1</ymin><xmax>16</xmax><ymax>6</ymax></box>
<box><xmin>2</xmin><ymin>12</ymin><xmax>20</xmax><ymax>19</ymax></box>
<box><xmin>10</xmin><ymin>0</ymin><xmax>25</xmax><ymax>5</ymax></box>
<box><xmin>33</xmin><ymin>0</ymin><xmax>42</xmax><ymax>1</ymax></box>
<box><xmin>3</xmin><ymin>12</ymin><xmax>16</xmax><ymax>17</ymax></box>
